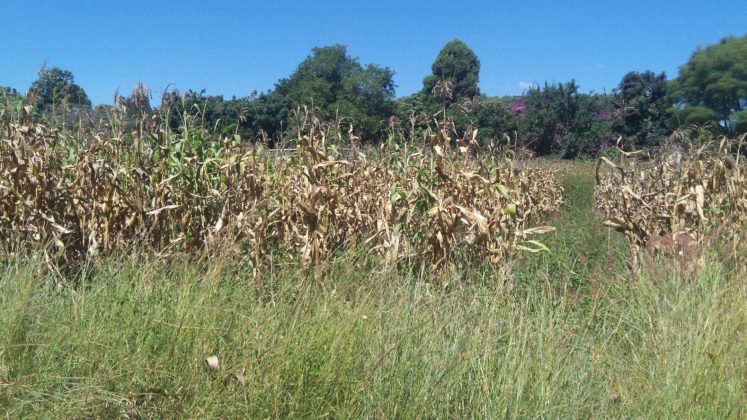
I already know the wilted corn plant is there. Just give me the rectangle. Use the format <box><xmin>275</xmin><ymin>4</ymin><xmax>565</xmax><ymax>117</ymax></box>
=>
<box><xmin>595</xmin><ymin>131</ymin><xmax>747</xmax><ymax>264</ymax></box>
<box><xmin>1</xmin><ymin>104</ymin><xmax>562</xmax><ymax>277</ymax></box>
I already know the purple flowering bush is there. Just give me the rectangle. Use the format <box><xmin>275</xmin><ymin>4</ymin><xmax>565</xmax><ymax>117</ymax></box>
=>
<box><xmin>594</xmin><ymin>107</ymin><xmax>621</xmax><ymax>121</ymax></box>
<box><xmin>510</xmin><ymin>97</ymin><xmax>526</xmax><ymax>117</ymax></box>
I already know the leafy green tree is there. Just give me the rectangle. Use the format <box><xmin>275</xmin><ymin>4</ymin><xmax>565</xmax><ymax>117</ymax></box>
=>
<box><xmin>613</xmin><ymin>70</ymin><xmax>670</xmax><ymax>147</ymax></box>
<box><xmin>157</xmin><ymin>87</ymin><xmax>290</xmax><ymax>142</ymax></box>
<box><xmin>474</xmin><ymin>97</ymin><xmax>519</xmax><ymax>146</ymax></box>
<box><xmin>668</xmin><ymin>105</ymin><xmax>719</xmax><ymax>129</ymax></box>
<box><xmin>422</xmin><ymin>39</ymin><xmax>481</xmax><ymax>106</ymax></box>
<box><xmin>0</xmin><ymin>86</ymin><xmax>24</xmax><ymax>122</ymax></box>
<box><xmin>670</xmin><ymin>35</ymin><xmax>747</xmax><ymax>133</ymax></box>
<box><xmin>395</xmin><ymin>93</ymin><xmax>428</xmax><ymax>121</ymax></box>
<box><xmin>158</xmin><ymin>89</ymin><xmax>221</xmax><ymax>133</ymax></box>
<box><xmin>0</xmin><ymin>86</ymin><xmax>23</xmax><ymax>109</ymax></box>
<box><xmin>247</xmin><ymin>91</ymin><xmax>292</xmax><ymax>144</ymax></box>
<box><xmin>518</xmin><ymin>81</ymin><xmax>616</xmax><ymax>157</ymax></box>
<box><xmin>0</xmin><ymin>86</ymin><xmax>21</xmax><ymax>100</ymax></box>
<box><xmin>28</xmin><ymin>67</ymin><xmax>91</xmax><ymax>113</ymax></box>
<box><xmin>574</xmin><ymin>93</ymin><xmax>618</xmax><ymax>157</ymax></box>
<box><xmin>150</xmin><ymin>46</ymin><xmax>395</xmax><ymax>143</ymax></box>
<box><xmin>275</xmin><ymin>45</ymin><xmax>396</xmax><ymax>140</ymax></box>
<box><xmin>734</xmin><ymin>109</ymin><xmax>747</xmax><ymax>134</ymax></box>
<box><xmin>520</xmin><ymin>81</ymin><xmax>581</xmax><ymax>155</ymax></box>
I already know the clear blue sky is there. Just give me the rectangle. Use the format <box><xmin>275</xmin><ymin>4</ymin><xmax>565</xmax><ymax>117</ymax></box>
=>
<box><xmin>1</xmin><ymin>0</ymin><xmax>745</xmax><ymax>105</ymax></box>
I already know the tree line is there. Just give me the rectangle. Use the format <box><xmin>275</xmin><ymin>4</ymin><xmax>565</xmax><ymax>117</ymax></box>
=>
<box><xmin>2</xmin><ymin>35</ymin><xmax>746</xmax><ymax>157</ymax></box>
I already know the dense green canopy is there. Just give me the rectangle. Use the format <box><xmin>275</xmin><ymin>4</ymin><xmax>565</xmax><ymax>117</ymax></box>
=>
<box><xmin>28</xmin><ymin>67</ymin><xmax>91</xmax><ymax>113</ymax></box>
<box><xmin>422</xmin><ymin>39</ymin><xmax>481</xmax><ymax>104</ymax></box>
<box><xmin>614</xmin><ymin>71</ymin><xmax>669</xmax><ymax>147</ymax></box>
<box><xmin>7</xmin><ymin>33</ymin><xmax>746</xmax><ymax>155</ymax></box>
<box><xmin>671</xmin><ymin>35</ymin><xmax>747</xmax><ymax>132</ymax></box>
<box><xmin>275</xmin><ymin>45</ymin><xmax>396</xmax><ymax>140</ymax></box>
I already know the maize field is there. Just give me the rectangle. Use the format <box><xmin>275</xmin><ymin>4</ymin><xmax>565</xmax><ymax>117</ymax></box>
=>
<box><xmin>595</xmin><ymin>131</ymin><xmax>747</xmax><ymax>260</ymax></box>
<box><xmin>1</xmin><ymin>106</ymin><xmax>563</xmax><ymax>276</ymax></box>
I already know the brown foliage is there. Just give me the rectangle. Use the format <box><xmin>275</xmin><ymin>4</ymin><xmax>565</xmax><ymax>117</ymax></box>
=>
<box><xmin>1</xmin><ymin>107</ymin><xmax>563</xmax><ymax>276</ymax></box>
<box><xmin>595</xmin><ymin>132</ymin><xmax>747</xmax><ymax>263</ymax></box>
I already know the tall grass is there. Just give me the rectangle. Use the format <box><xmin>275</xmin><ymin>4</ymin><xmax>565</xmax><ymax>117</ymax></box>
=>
<box><xmin>1</xmin><ymin>169</ymin><xmax>744</xmax><ymax>418</ymax></box>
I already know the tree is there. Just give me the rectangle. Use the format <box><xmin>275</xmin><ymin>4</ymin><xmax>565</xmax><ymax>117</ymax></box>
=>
<box><xmin>422</xmin><ymin>39</ymin><xmax>481</xmax><ymax>106</ymax></box>
<box><xmin>520</xmin><ymin>81</ymin><xmax>581</xmax><ymax>156</ymax></box>
<box><xmin>668</xmin><ymin>105</ymin><xmax>719</xmax><ymax>130</ymax></box>
<box><xmin>670</xmin><ymin>35</ymin><xmax>747</xmax><ymax>133</ymax></box>
<box><xmin>519</xmin><ymin>81</ymin><xmax>616</xmax><ymax>157</ymax></box>
<box><xmin>249</xmin><ymin>91</ymin><xmax>292</xmax><ymax>144</ymax></box>
<box><xmin>156</xmin><ymin>87</ymin><xmax>290</xmax><ymax>142</ymax></box>
<box><xmin>28</xmin><ymin>67</ymin><xmax>91</xmax><ymax>113</ymax></box>
<box><xmin>0</xmin><ymin>86</ymin><xmax>24</xmax><ymax>122</ymax></box>
<box><xmin>474</xmin><ymin>97</ymin><xmax>519</xmax><ymax>146</ymax></box>
<box><xmin>158</xmin><ymin>88</ymin><xmax>252</xmax><ymax>136</ymax></box>
<box><xmin>0</xmin><ymin>86</ymin><xmax>21</xmax><ymax>100</ymax></box>
<box><xmin>274</xmin><ymin>45</ymin><xmax>396</xmax><ymax>140</ymax></box>
<box><xmin>614</xmin><ymin>71</ymin><xmax>670</xmax><ymax>147</ymax></box>
<box><xmin>0</xmin><ymin>86</ymin><xmax>22</xmax><ymax>109</ymax></box>
<box><xmin>734</xmin><ymin>110</ymin><xmax>747</xmax><ymax>134</ymax></box>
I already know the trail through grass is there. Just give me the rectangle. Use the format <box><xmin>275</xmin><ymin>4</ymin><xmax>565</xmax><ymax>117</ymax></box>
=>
<box><xmin>515</xmin><ymin>162</ymin><xmax>628</xmax><ymax>287</ymax></box>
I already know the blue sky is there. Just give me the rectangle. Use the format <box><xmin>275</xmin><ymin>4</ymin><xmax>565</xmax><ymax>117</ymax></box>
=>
<box><xmin>1</xmin><ymin>0</ymin><xmax>745</xmax><ymax>105</ymax></box>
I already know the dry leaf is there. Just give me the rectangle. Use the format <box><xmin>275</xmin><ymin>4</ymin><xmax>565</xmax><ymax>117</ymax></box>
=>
<box><xmin>146</xmin><ymin>205</ymin><xmax>180</xmax><ymax>216</ymax></box>
<box><xmin>206</xmin><ymin>355</ymin><xmax>219</xmax><ymax>372</ymax></box>
<box><xmin>518</xmin><ymin>226</ymin><xmax>556</xmax><ymax>236</ymax></box>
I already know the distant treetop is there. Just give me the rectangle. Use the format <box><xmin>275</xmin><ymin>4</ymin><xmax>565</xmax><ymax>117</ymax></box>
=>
<box><xmin>671</xmin><ymin>34</ymin><xmax>747</xmax><ymax>133</ymax></box>
<box><xmin>423</xmin><ymin>39</ymin><xmax>481</xmax><ymax>103</ymax></box>
<box><xmin>28</xmin><ymin>67</ymin><xmax>91</xmax><ymax>113</ymax></box>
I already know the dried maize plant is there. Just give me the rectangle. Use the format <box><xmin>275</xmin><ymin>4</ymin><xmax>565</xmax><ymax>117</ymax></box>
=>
<box><xmin>595</xmin><ymin>132</ymin><xmax>747</xmax><ymax>260</ymax></box>
<box><xmin>403</xmin><ymin>109</ymin><xmax>562</xmax><ymax>268</ymax></box>
<box><xmin>0</xmin><ymin>106</ymin><xmax>248</xmax><ymax>266</ymax></box>
<box><xmin>1</xmin><ymin>107</ymin><xmax>67</xmax><ymax>261</ymax></box>
<box><xmin>1</xmin><ymin>104</ymin><xmax>563</xmax><ymax>277</ymax></box>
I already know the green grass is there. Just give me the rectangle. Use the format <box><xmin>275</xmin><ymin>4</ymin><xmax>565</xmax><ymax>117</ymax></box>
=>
<box><xmin>514</xmin><ymin>161</ymin><xmax>629</xmax><ymax>288</ymax></box>
<box><xmin>1</xmin><ymin>165</ymin><xmax>745</xmax><ymax>418</ymax></box>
